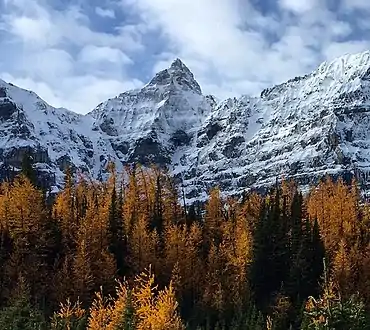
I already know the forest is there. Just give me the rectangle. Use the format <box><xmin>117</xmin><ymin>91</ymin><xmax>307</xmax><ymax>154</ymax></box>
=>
<box><xmin>0</xmin><ymin>159</ymin><xmax>370</xmax><ymax>329</ymax></box>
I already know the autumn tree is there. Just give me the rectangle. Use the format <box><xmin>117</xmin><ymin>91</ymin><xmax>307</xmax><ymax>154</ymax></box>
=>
<box><xmin>307</xmin><ymin>178</ymin><xmax>367</xmax><ymax>299</ymax></box>
<box><xmin>128</xmin><ymin>215</ymin><xmax>158</xmax><ymax>275</ymax></box>
<box><xmin>204</xmin><ymin>188</ymin><xmax>224</xmax><ymax>248</ymax></box>
<box><xmin>0</xmin><ymin>176</ymin><xmax>54</xmax><ymax>308</ymax></box>
<box><xmin>73</xmin><ymin>238</ymin><xmax>94</xmax><ymax>306</ymax></box>
<box><xmin>53</xmin><ymin>167</ymin><xmax>77</xmax><ymax>253</ymax></box>
<box><xmin>133</xmin><ymin>268</ymin><xmax>185</xmax><ymax>330</ymax></box>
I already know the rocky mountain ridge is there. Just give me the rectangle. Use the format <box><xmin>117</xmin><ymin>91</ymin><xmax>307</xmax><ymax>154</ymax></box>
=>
<box><xmin>2</xmin><ymin>52</ymin><xmax>370</xmax><ymax>200</ymax></box>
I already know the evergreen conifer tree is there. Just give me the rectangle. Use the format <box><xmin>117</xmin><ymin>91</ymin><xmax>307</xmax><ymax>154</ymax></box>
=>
<box><xmin>108</xmin><ymin>185</ymin><xmax>125</xmax><ymax>277</ymax></box>
<box><xmin>20</xmin><ymin>152</ymin><xmax>38</xmax><ymax>187</ymax></box>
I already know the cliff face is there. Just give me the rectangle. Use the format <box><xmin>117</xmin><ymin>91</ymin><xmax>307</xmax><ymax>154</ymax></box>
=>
<box><xmin>0</xmin><ymin>79</ymin><xmax>119</xmax><ymax>189</ymax></box>
<box><xmin>3</xmin><ymin>52</ymin><xmax>370</xmax><ymax>199</ymax></box>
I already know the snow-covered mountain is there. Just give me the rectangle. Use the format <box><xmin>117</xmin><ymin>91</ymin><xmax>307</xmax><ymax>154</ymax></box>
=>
<box><xmin>2</xmin><ymin>52</ymin><xmax>370</xmax><ymax>199</ymax></box>
<box><xmin>0</xmin><ymin>79</ymin><xmax>119</xmax><ymax>190</ymax></box>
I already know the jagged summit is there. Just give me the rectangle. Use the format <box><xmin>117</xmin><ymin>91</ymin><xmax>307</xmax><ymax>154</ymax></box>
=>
<box><xmin>3</xmin><ymin>50</ymin><xmax>370</xmax><ymax>199</ymax></box>
<box><xmin>146</xmin><ymin>58</ymin><xmax>202</xmax><ymax>94</ymax></box>
<box><xmin>88</xmin><ymin>57</ymin><xmax>213</xmax><ymax>167</ymax></box>
<box><xmin>316</xmin><ymin>51</ymin><xmax>370</xmax><ymax>79</ymax></box>
<box><xmin>170</xmin><ymin>58</ymin><xmax>192</xmax><ymax>73</ymax></box>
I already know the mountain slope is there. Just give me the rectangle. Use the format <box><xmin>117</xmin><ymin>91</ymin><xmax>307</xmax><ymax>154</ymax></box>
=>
<box><xmin>185</xmin><ymin>51</ymin><xmax>370</xmax><ymax>198</ymax></box>
<box><xmin>0</xmin><ymin>79</ymin><xmax>118</xmax><ymax>189</ymax></box>
<box><xmin>2</xmin><ymin>52</ymin><xmax>370</xmax><ymax>198</ymax></box>
<box><xmin>90</xmin><ymin>59</ymin><xmax>214</xmax><ymax>167</ymax></box>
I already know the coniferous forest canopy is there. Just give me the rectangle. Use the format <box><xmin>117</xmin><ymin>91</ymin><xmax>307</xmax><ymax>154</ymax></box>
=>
<box><xmin>0</xmin><ymin>159</ymin><xmax>370</xmax><ymax>329</ymax></box>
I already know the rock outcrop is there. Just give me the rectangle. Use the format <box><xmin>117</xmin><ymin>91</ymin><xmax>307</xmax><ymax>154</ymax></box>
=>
<box><xmin>3</xmin><ymin>52</ymin><xmax>370</xmax><ymax>200</ymax></box>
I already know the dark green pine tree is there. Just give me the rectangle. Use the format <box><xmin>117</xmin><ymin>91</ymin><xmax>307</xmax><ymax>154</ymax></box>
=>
<box><xmin>250</xmin><ymin>188</ymin><xmax>284</xmax><ymax>312</ymax></box>
<box><xmin>268</xmin><ymin>186</ymin><xmax>290</xmax><ymax>297</ymax></box>
<box><xmin>75</xmin><ymin>176</ymin><xmax>87</xmax><ymax>223</ymax></box>
<box><xmin>20</xmin><ymin>152</ymin><xmax>38</xmax><ymax>187</ymax></box>
<box><xmin>310</xmin><ymin>218</ymin><xmax>325</xmax><ymax>298</ymax></box>
<box><xmin>122</xmin><ymin>291</ymin><xmax>135</xmax><ymax>330</ymax></box>
<box><xmin>250</xmin><ymin>199</ymin><xmax>271</xmax><ymax>311</ymax></box>
<box><xmin>0</xmin><ymin>227</ymin><xmax>12</xmax><ymax>307</ymax></box>
<box><xmin>0</xmin><ymin>276</ymin><xmax>48</xmax><ymax>330</ymax></box>
<box><xmin>289</xmin><ymin>193</ymin><xmax>303</xmax><ymax>258</ymax></box>
<box><xmin>151</xmin><ymin>173</ymin><xmax>164</xmax><ymax>236</ymax></box>
<box><xmin>278</xmin><ymin>193</ymin><xmax>291</xmax><ymax>287</ymax></box>
<box><xmin>286</xmin><ymin>219</ymin><xmax>313</xmax><ymax>327</ymax></box>
<box><xmin>285</xmin><ymin>192</ymin><xmax>305</xmax><ymax>303</ymax></box>
<box><xmin>285</xmin><ymin>199</ymin><xmax>325</xmax><ymax>328</ymax></box>
<box><xmin>187</xmin><ymin>201</ymin><xmax>204</xmax><ymax>227</ymax></box>
<box><xmin>108</xmin><ymin>185</ymin><xmax>126</xmax><ymax>277</ymax></box>
<box><xmin>250</xmin><ymin>185</ymin><xmax>293</xmax><ymax>314</ymax></box>
<box><xmin>187</xmin><ymin>204</ymin><xmax>197</xmax><ymax>227</ymax></box>
<box><xmin>60</xmin><ymin>166</ymin><xmax>76</xmax><ymax>254</ymax></box>
<box><xmin>238</xmin><ymin>304</ymin><xmax>266</xmax><ymax>330</ymax></box>
<box><xmin>248</xmin><ymin>310</ymin><xmax>266</xmax><ymax>330</ymax></box>
<box><xmin>288</xmin><ymin>218</ymin><xmax>325</xmax><ymax>309</ymax></box>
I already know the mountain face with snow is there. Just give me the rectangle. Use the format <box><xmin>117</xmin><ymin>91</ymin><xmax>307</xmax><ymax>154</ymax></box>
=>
<box><xmin>0</xmin><ymin>80</ymin><xmax>119</xmax><ymax>190</ymax></box>
<box><xmin>90</xmin><ymin>59</ymin><xmax>214</xmax><ymax>168</ymax></box>
<box><xmin>2</xmin><ymin>52</ymin><xmax>370</xmax><ymax>198</ymax></box>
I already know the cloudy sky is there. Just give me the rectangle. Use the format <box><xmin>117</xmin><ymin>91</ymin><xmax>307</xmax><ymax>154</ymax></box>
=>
<box><xmin>0</xmin><ymin>0</ymin><xmax>370</xmax><ymax>114</ymax></box>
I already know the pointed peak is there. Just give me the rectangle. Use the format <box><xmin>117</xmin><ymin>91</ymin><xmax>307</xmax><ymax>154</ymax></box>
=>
<box><xmin>146</xmin><ymin>58</ymin><xmax>202</xmax><ymax>94</ymax></box>
<box><xmin>168</xmin><ymin>58</ymin><xmax>194</xmax><ymax>78</ymax></box>
<box><xmin>170</xmin><ymin>58</ymin><xmax>188</xmax><ymax>71</ymax></box>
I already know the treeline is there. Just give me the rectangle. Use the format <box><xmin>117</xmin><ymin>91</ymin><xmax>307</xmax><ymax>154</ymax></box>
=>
<box><xmin>0</xmin><ymin>163</ymin><xmax>369</xmax><ymax>329</ymax></box>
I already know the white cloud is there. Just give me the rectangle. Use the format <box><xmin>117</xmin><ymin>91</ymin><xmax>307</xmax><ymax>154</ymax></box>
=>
<box><xmin>118</xmin><ymin>0</ymin><xmax>321</xmax><ymax>95</ymax></box>
<box><xmin>341</xmin><ymin>0</ymin><xmax>370</xmax><ymax>11</ymax></box>
<box><xmin>1</xmin><ymin>72</ymin><xmax>143</xmax><ymax>113</ymax></box>
<box><xmin>119</xmin><ymin>0</ymin><xmax>370</xmax><ymax>98</ymax></box>
<box><xmin>95</xmin><ymin>6</ymin><xmax>116</xmax><ymax>18</ymax></box>
<box><xmin>278</xmin><ymin>0</ymin><xmax>319</xmax><ymax>14</ymax></box>
<box><xmin>21</xmin><ymin>49</ymin><xmax>74</xmax><ymax>83</ymax></box>
<box><xmin>323</xmin><ymin>41</ymin><xmax>370</xmax><ymax>61</ymax></box>
<box><xmin>122</xmin><ymin>0</ymin><xmax>270</xmax><ymax>85</ymax></box>
<box><xmin>7</xmin><ymin>16</ymin><xmax>53</xmax><ymax>45</ymax></box>
<box><xmin>1</xmin><ymin>0</ymin><xmax>369</xmax><ymax>114</ymax></box>
<box><xmin>330</xmin><ymin>21</ymin><xmax>352</xmax><ymax>38</ymax></box>
<box><xmin>78</xmin><ymin>45</ymin><xmax>133</xmax><ymax>65</ymax></box>
<box><xmin>0</xmin><ymin>0</ymin><xmax>144</xmax><ymax>113</ymax></box>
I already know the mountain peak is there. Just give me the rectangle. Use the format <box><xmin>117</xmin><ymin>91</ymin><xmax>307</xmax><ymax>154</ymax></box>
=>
<box><xmin>147</xmin><ymin>58</ymin><xmax>202</xmax><ymax>94</ymax></box>
<box><xmin>170</xmin><ymin>58</ymin><xmax>189</xmax><ymax>71</ymax></box>
<box><xmin>4</xmin><ymin>50</ymin><xmax>370</xmax><ymax>200</ymax></box>
<box><xmin>315</xmin><ymin>50</ymin><xmax>370</xmax><ymax>80</ymax></box>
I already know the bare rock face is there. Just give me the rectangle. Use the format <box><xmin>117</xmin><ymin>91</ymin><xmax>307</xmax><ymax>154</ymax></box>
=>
<box><xmin>89</xmin><ymin>58</ymin><xmax>214</xmax><ymax>174</ymax></box>
<box><xmin>129</xmin><ymin>134</ymin><xmax>171</xmax><ymax>166</ymax></box>
<box><xmin>0</xmin><ymin>79</ymin><xmax>119</xmax><ymax>191</ymax></box>
<box><xmin>5</xmin><ymin>146</ymin><xmax>50</xmax><ymax>168</ymax></box>
<box><xmin>0</xmin><ymin>99</ymin><xmax>17</xmax><ymax>122</ymax></box>
<box><xmin>4</xmin><ymin>52</ymin><xmax>370</xmax><ymax>199</ymax></box>
<box><xmin>0</xmin><ymin>87</ymin><xmax>6</xmax><ymax>98</ymax></box>
<box><xmin>170</xmin><ymin>130</ymin><xmax>191</xmax><ymax>148</ymax></box>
